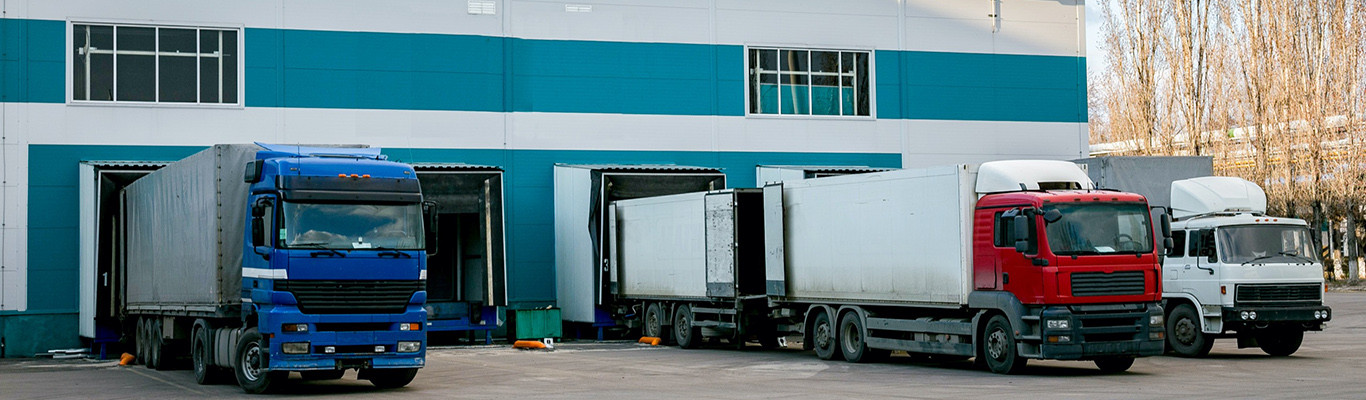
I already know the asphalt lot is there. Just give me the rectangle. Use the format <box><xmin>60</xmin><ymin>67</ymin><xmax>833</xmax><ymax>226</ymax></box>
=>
<box><xmin>3</xmin><ymin>292</ymin><xmax>1364</xmax><ymax>399</ymax></box>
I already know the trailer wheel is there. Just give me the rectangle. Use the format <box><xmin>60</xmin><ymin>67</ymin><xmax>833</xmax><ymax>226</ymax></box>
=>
<box><xmin>1093</xmin><ymin>357</ymin><xmax>1135</xmax><ymax>373</ymax></box>
<box><xmin>838</xmin><ymin>312</ymin><xmax>887</xmax><ymax>363</ymax></box>
<box><xmin>366</xmin><ymin>368</ymin><xmax>418</xmax><ymax>389</ymax></box>
<box><xmin>643</xmin><ymin>303</ymin><xmax>670</xmax><ymax>343</ymax></box>
<box><xmin>811</xmin><ymin>311</ymin><xmax>842</xmax><ymax>361</ymax></box>
<box><xmin>234</xmin><ymin>328</ymin><xmax>282</xmax><ymax>394</ymax></box>
<box><xmin>981</xmin><ymin>315</ymin><xmax>1026</xmax><ymax>374</ymax></box>
<box><xmin>674</xmin><ymin>305</ymin><xmax>702</xmax><ymax>349</ymax></box>
<box><xmin>134</xmin><ymin>317</ymin><xmax>148</xmax><ymax>365</ymax></box>
<box><xmin>1166</xmin><ymin>304</ymin><xmax>1212</xmax><ymax>357</ymax></box>
<box><xmin>1257</xmin><ymin>327</ymin><xmax>1304</xmax><ymax>357</ymax></box>
<box><xmin>146</xmin><ymin>318</ymin><xmax>165</xmax><ymax>370</ymax></box>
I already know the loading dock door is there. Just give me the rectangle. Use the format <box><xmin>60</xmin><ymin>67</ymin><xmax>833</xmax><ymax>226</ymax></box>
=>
<box><xmin>78</xmin><ymin>162</ymin><xmax>166</xmax><ymax>339</ymax></box>
<box><xmin>413</xmin><ymin>166</ymin><xmax>507</xmax><ymax>310</ymax></box>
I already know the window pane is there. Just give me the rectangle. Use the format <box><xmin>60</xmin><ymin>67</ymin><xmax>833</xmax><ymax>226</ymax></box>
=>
<box><xmin>758</xmin><ymin>49</ymin><xmax>777</xmax><ymax>72</ymax></box>
<box><xmin>115</xmin><ymin>27</ymin><xmax>155</xmax><ymax>101</ymax></box>
<box><xmin>779</xmin><ymin>50</ymin><xmax>808</xmax><ymax>73</ymax></box>
<box><xmin>854</xmin><ymin>52</ymin><xmax>870</xmax><ymax>116</ymax></box>
<box><xmin>811</xmin><ymin>51</ymin><xmax>838</xmax><ymax>73</ymax></box>
<box><xmin>88</xmin><ymin>26</ymin><xmax>115</xmax><ymax>101</ymax></box>
<box><xmin>199</xmin><ymin>30</ymin><xmax>220</xmax><ymax>103</ymax></box>
<box><xmin>158</xmin><ymin>28</ymin><xmax>197</xmax><ymax>102</ymax></box>
<box><xmin>779</xmin><ymin>72</ymin><xmax>809</xmax><ymax>115</ymax></box>
<box><xmin>73</xmin><ymin>25</ymin><xmax>87</xmax><ymax>100</ymax></box>
<box><xmin>221</xmin><ymin>30</ymin><xmax>238</xmax><ymax>103</ymax></box>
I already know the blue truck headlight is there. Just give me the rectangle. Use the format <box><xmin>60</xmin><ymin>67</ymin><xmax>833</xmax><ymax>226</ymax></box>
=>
<box><xmin>1150</xmin><ymin>314</ymin><xmax>1164</xmax><ymax>326</ymax></box>
<box><xmin>1046</xmin><ymin>319</ymin><xmax>1069</xmax><ymax>330</ymax></box>
<box><xmin>282</xmin><ymin>323</ymin><xmax>308</xmax><ymax>333</ymax></box>
<box><xmin>397</xmin><ymin>341</ymin><xmax>422</xmax><ymax>353</ymax></box>
<box><xmin>282</xmin><ymin>342</ymin><xmax>310</xmax><ymax>354</ymax></box>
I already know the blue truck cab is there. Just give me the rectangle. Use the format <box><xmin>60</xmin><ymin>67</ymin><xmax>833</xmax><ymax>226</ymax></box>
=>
<box><xmin>236</xmin><ymin>144</ymin><xmax>432</xmax><ymax>392</ymax></box>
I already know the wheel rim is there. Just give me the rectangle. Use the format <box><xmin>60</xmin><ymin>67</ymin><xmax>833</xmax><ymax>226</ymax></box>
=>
<box><xmin>841</xmin><ymin>320</ymin><xmax>860</xmax><ymax>354</ymax></box>
<box><xmin>987</xmin><ymin>328</ymin><xmax>1009</xmax><ymax>361</ymax></box>
<box><xmin>675</xmin><ymin>309</ymin><xmax>691</xmax><ymax>342</ymax></box>
<box><xmin>1174</xmin><ymin>316</ymin><xmax>1197</xmax><ymax>345</ymax></box>
<box><xmin>646</xmin><ymin>307</ymin><xmax>662</xmax><ymax>337</ymax></box>
<box><xmin>814</xmin><ymin>319</ymin><xmax>832</xmax><ymax>350</ymax></box>
<box><xmin>241</xmin><ymin>342</ymin><xmax>263</xmax><ymax>381</ymax></box>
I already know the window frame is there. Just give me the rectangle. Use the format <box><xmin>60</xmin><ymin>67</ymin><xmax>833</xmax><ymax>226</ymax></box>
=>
<box><xmin>743</xmin><ymin>45</ymin><xmax>876</xmax><ymax>120</ymax></box>
<box><xmin>66</xmin><ymin>19</ymin><xmax>245</xmax><ymax>108</ymax></box>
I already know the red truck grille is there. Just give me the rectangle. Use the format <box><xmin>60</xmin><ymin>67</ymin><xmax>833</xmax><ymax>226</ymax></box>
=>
<box><xmin>1070</xmin><ymin>271</ymin><xmax>1145</xmax><ymax>297</ymax></box>
<box><xmin>276</xmin><ymin>280</ymin><xmax>423</xmax><ymax>314</ymax></box>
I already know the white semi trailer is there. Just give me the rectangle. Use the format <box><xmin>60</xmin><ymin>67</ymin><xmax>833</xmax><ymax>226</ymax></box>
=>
<box><xmin>609</xmin><ymin>161</ymin><xmax>1167</xmax><ymax>374</ymax></box>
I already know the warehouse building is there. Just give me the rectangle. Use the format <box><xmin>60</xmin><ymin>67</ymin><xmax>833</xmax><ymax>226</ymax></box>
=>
<box><xmin>0</xmin><ymin>0</ymin><xmax>1086</xmax><ymax>356</ymax></box>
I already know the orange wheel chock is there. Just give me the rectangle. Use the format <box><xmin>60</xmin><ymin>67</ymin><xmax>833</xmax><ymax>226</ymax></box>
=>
<box><xmin>638</xmin><ymin>337</ymin><xmax>662</xmax><ymax>346</ymax></box>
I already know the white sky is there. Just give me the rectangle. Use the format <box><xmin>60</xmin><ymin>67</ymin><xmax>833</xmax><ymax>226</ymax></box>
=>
<box><xmin>1085</xmin><ymin>1</ymin><xmax>1107</xmax><ymax>78</ymax></box>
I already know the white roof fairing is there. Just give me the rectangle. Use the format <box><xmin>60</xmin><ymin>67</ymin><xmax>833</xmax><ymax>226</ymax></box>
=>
<box><xmin>1171</xmin><ymin>176</ymin><xmax>1267</xmax><ymax>219</ymax></box>
<box><xmin>975</xmin><ymin>160</ymin><xmax>1095</xmax><ymax>194</ymax></box>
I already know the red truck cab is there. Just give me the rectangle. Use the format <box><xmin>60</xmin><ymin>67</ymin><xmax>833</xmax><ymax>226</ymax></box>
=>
<box><xmin>971</xmin><ymin>188</ymin><xmax>1166</xmax><ymax>365</ymax></box>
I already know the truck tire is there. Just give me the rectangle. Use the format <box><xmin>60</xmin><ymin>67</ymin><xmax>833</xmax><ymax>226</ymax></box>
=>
<box><xmin>838</xmin><ymin>312</ymin><xmax>887</xmax><ymax>363</ymax></box>
<box><xmin>643</xmin><ymin>303</ymin><xmax>670</xmax><ymax>343</ymax></box>
<box><xmin>1256</xmin><ymin>327</ymin><xmax>1304</xmax><ymax>357</ymax></box>
<box><xmin>1093</xmin><ymin>357</ymin><xmax>1135</xmax><ymax>373</ymax></box>
<box><xmin>234</xmin><ymin>328</ymin><xmax>283</xmax><ymax>394</ymax></box>
<box><xmin>811</xmin><ymin>311</ymin><xmax>842</xmax><ymax>361</ymax></box>
<box><xmin>674</xmin><ymin>305</ymin><xmax>702</xmax><ymax>349</ymax></box>
<box><xmin>301</xmin><ymin>370</ymin><xmax>346</xmax><ymax>380</ymax></box>
<box><xmin>1166</xmin><ymin>304</ymin><xmax>1213</xmax><ymax>357</ymax></box>
<box><xmin>366</xmin><ymin>368</ymin><xmax>418</xmax><ymax>389</ymax></box>
<box><xmin>981</xmin><ymin>315</ymin><xmax>1026</xmax><ymax>374</ymax></box>
<box><xmin>135</xmin><ymin>317</ymin><xmax>148</xmax><ymax>365</ymax></box>
<box><xmin>146</xmin><ymin>318</ymin><xmax>165</xmax><ymax>370</ymax></box>
<box><xmin>193</xmin><ymin>325</ymin><xmax>230</xmax><ymax>385</ymax></box>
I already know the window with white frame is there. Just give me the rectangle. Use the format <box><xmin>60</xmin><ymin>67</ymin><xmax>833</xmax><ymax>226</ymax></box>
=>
<box><xmin>748</xmin><ymin>48</ymin><xmax>870</xmax><ymax>117</ymax></box>
<box><xmin>72</xmin><ymin>23</ymin><xmax>239</xmax><ymax>104</ymax></box>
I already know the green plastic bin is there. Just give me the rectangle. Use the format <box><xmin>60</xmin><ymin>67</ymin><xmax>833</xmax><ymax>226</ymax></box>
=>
<box><xmin>509</xmin><ymin>308</ymin><xmax>563</xmax><ymax>340</ymax></box>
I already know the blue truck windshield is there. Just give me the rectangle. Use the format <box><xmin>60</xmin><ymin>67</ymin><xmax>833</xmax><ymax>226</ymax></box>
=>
<box><xmin>282</xmin><ymin>202</ymin><xmax>424</xmax><ymax>250</ymax></box>
<box><xmin>1218</xmin><ymin>225</ymin><xmax>1319</xmax><ymax>265</ymax></box>
<box><xmin>1044</xmin><ymin>203</ymin><xmax>1153</xmax><ymax>255</ymax></box>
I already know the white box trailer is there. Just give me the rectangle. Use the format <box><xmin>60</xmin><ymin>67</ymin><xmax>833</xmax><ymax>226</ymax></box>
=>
<box><xmin>764</xmin><ymin>165</ymin><xmax>976</xmax><ymax>306</ymax></box>
<box><xmin>755</xmin><ymin>165</ymin><xmax>893</xmax><ymax>186</ymax></box>
<box><xmin>607</xmin><ymin>189</ymin><xmax>769</xmax><ymax>346</ymax></box>
<box><xmin>553</xmin><ymin>165</ymin><xmax>726</xmax><ymax>328</ymax></box>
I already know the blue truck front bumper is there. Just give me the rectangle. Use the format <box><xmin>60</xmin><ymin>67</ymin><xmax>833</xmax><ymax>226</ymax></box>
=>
<box><xmin>259</xmin><ymin>305</ymin><xmax>427</xmax><ymax>371</ymax></box>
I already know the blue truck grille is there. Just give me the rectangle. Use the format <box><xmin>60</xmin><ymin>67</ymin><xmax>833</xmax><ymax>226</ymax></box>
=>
<box><xmin>1235</xmin><ymin>284</ymin><xmax>1321</xmax><ymax>306</ymax></box>
<box><xmin>276</xmin><ymin>280</ymin><xmax>423</xmax><ymax>314</ymax></box>
<box><xmin>1070</xmin><ymin>271</ymin><xmax>1146</xmax><ymax>297</ymax></box>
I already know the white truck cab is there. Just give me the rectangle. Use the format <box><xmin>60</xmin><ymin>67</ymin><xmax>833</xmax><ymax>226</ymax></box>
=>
<box><xmin>1161</xmin><ymin>177</ymin><xmax>1332</xmax><ymax>357</ymax></box>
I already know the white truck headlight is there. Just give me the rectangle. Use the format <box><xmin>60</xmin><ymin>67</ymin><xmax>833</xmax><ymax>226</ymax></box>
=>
<box><xmin>1240</xmin><ymin>311</ymin><xmax>1250</xmax><ymax>320</ymax></box>
<box><xmin>1149</xmin><ymin>314</ymin><xmax>1164</xmax><ymax>326</ymax></box>
<box><xmin>397</xmin><ymin>341</ymin><xmax>422</xmax><ymax>353</ymax></box>
<box><xmin>1046</xmin><ymin>319</ymin><xmax>1069</xmax><ymax>330</ymax></box>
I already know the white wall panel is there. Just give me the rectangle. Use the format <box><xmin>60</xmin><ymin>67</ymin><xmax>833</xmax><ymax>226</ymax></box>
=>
<box><xmin>995</xmin><ymin>21</ymin><xmax>1082</xmax><ymax>57</ymax></box>
<box><xmin>718</xmin><ymin>117</ymin><xmax>901</xmax><ymax>154</ymax></box>
<box><xmin>716</xmin><ymin>6</ymin><xmax>899</xmax><ymax>50</ymax></box>
<box><xmin>904</xmin><ymin>15</ymin><xmax>995</xmax><ymax>54</ymax></box>
<box><xmin>509</xmin><ymin>0</ymin><xmax>711</xmax><ymax>44</ymax></box>
<box><xmin>0</xmin><ymin>140</ymin><xmax>26</xmax><ymax>312</ymax></box>
<box><xmin>901</xmin><ymin>120</ymin><xmax>1086</xmax><ymax>168</ymax></box>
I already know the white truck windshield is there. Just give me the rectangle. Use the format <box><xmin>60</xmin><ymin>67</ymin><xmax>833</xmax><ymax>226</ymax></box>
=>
<box><xmin>1044</xmin><ymin>203</ymin><xmax>1153</xmax><ymax>255</ymax></box>
<box><xmin>1217</xmin><ymin>225</ymin><xmax>1318</xmax><ymax>265</ymax></box>
<box><xmin>282</xmin><ymin>202</ymin><xmax>424</xmax><ymax>250</ymax></box>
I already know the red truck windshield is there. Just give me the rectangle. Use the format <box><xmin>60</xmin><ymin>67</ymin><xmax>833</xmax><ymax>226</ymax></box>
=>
<box><xmin>1044</xmin><ymin>203</ymin><xmax>1153</xmax><ymax>256</ymax></box>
